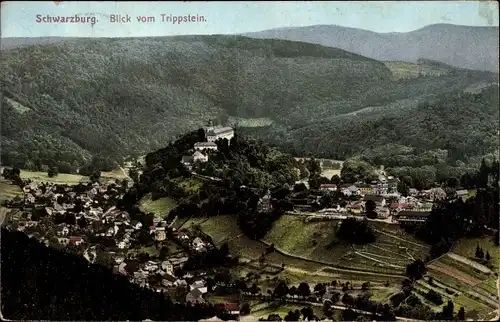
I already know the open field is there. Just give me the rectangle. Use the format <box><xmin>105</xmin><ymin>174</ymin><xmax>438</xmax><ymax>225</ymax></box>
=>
<box><xmin>245</xmin><ymin>301</ymin><xmax>334</xmax><ymax>320</ymax></box>
<box><xmin>20</xmin><ymin>170</ymin><xmax>86</xmax><ymax>184</ymax></box>
<box><xmin>320</xmin><ymin>169</ymin><xmax>341</xmax><ymax>179</ymax></box>
<box><xmin>452</xmin><ymin>236</ymin><xmax>500</xmax><ymax>271</ymax></box>
<box><xmin>19</xmin><ymin>169</ymin><xmax>129</xmax><ymax>185</ymax></box>
<box><xmin>383</xmin><ymin>61</ymin><xmax>449</xmax><ymax>80</ymax></box>
<box><xmin>0</xmin><ymin>181</ymin><xmax>23</xmax><ymax>203</ymax></box>
<box><xmin>231</xmin><ymin>117</ymin><xmax>274</xmax><ymax>127</ymax></box>
<box><xmin>171</xmin><ymin>177</ymin><xmax>203</xmax><ymax>193</ymax></box>
<box><xmin>139</xmin><ymin>194</ymin><xmax>177</xmax><ymax>218</ymax></box>
<box><xmin>101</xmin><ymin>169</ymin><xmax>128</xmax><ymax>181</ymax></box>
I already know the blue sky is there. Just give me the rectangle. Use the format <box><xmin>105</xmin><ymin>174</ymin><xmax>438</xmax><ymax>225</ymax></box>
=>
<box><xmin>1</xmin><ymin>1</ymin><xmax>498</xmax><ymax>38</ymax></box>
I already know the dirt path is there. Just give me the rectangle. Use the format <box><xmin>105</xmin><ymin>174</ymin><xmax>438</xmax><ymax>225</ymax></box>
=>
<box><xmin>373</xmin><ymin>229</ymin><xmax>428</xmax><ymax>248</ymax></box>
<box><xmin>447</xmin><ymin>252</ymin><xmax>494</xmax><ymax>274</ymax></box>
<box><xmin>428</xmin><ymin>262</ymin><xmax>481</xmax><ymax>285</ymax></box>
<box><xmin>467</xmin><ymin>289</ymin><xmax>500</xmax><ymax>308</ymax></box>
<box><xmin>118</xmin><ymin>166</ymin><xmax>131</xmax><ymax>181</ymax></box>
<box><xmin>355</xmin><ymin>251</ymin><xmax>405</xmax><ymax>269</ymax></box>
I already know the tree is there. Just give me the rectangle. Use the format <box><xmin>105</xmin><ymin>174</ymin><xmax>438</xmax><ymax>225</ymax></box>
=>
<box><xmin>89</xmin><ymin>170</ymin><xmax>101</xmax><ymax>183</ymax></box>
<box><xmin>159</xmin><ymin>246</ymin><xmax>169</xmax><ymax>260</ymax></box>
<box><xmin>129</xmin><ymin>168</ymin><xmax>140</xmax><ymax>183</ymax></box>
<box><xmin>77</xmin><ymin>216</ymin><xmax>88</xmax><ymax>228</ymax></box>
<box><xmin>48</xmin><ymin>167</ymin><xmax>59</xmax><ymax>178</ymax></box>
<box><xmin>331</xmin><ymin>174</ymin><xmax>340</xmax><ymax>184</ymax></box>
<box><xmin>240</xmin><ymin>302</ymin><xmax>251</xmax><ymax>316</ymax></box>
<box><xmin>475</xmin><ymin>244</ymin><xmax>484</xmax><ymax>259</ymax></box>
<box><xmin>447</xmin><ymin>177</ymin><xmax>459</xmax><ymax>188</ymax></box>
<box><xmin>249</xmin><ymin>283</ymin><xmax>260</xmax><ymax>296</ymax></box>
<box><xmin>441</xmin><ymin>300</ymin><xmax>454</xmax><ymax>320</ymax></box>
<box><xmin>313</xmin><ymin>283</ymin><xmax>327</xmax><ymax>299</ymax></box>
<box><xmin>300</xmin><ymin>307</ymin><xmax>314</xmax><ymax>321</ymax></box>
<box><xmin>406</xmin><ymin>259</ymin><xmax>426</xmax><ymax>281</ymax></box>
<box><xmin>322</xmin><ymin>300</ymin><xmax>334</xmax><ymax>319</ymax></box>
<box><xmin>457</xmin><ymin>307</ymin><xmax>465</xmax><ymax>321</ymax></box>
<box><xmin>273</xmin><ymin>281</ymin><xmax>289</xmax><ymax>302</ymax></box>
<box><xmin>288</xmin><ymin>285</ymin><xmax>297</xmax><ymax>298</ymax></box>
<box><xmin>397</xmin><ymin>182</ymin><xmax>409</xmax><ymax>196</ymax></box>
<box><xmin>342</xmin><ymin>308</ymin><xmax>359</xmax><ymax>321</ymax></box>
<box><xmin>306</xmin><ymin>158</ymin><xmax>322</xmax><ymax>176</ymax></box>
<box><xmin>297</xmin><ymin>282</ymin><xmax>310</xmax><ymax>299</ymax></box>
<box><xmin>485</xmin><ymin>251</ymin><xmax>491</xmax><ymax>261</ymax></box>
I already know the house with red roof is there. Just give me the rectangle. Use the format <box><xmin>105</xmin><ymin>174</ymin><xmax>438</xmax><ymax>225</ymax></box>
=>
<box><xmin>69</xmin><ymin>236</ymin><xmax>85</xmax><ymax>246</ymax></box>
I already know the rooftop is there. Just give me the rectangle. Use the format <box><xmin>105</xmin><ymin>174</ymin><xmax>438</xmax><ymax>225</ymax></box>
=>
<box><xmin>396</xmin><ymin>210</ymin><xmax>431</xmax><ymax>217</ymax></box>
<box><xmin>206</xmin><ymin>126</ymin><xmax>233</xmax><ymax>136</ymax></box>
<box><xmin>194</xmin><ymin>142</ymin><xmax>217</xmax><ymax>147</ymax></box>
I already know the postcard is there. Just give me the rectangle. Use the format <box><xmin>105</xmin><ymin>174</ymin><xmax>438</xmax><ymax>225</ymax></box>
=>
<box><xmin>1</xmin><ymin>1</ymin><xmax>499</xmax><ymax>321</ymax></box>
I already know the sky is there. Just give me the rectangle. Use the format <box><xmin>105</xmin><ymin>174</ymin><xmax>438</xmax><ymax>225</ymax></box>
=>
<box><xmin>1</xmin><ymin>1</ymin><xmax>499</xmax><ymax>38</ymax></box>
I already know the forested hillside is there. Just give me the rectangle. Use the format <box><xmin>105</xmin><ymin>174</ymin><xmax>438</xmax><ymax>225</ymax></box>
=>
<box><xmin>243</xmin><ymin>86</ymin><xmax>499</xmax><ymax>168</ymax></box>
<box><xmin>1</xmin><ymin>35</ymin><xmax>497</xmax><ymax>172</ymax></box>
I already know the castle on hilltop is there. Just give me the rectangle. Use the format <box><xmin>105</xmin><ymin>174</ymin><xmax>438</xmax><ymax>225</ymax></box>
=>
<box><xmin>205</xmin><ymin>120</ymin><xmax>234</xmax><ymax>143</ymax></box>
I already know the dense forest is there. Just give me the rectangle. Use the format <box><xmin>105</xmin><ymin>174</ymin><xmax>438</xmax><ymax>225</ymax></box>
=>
<box><xmin>1</xmin><ymin>35</ymin><xmax>497</xmax><ymax>173</ymax></box>
<box><xmin>243</xmin><ymin>86</ymin><xmax>499</xmax><ymax>173</ymax></box>
<box><xmin>0</xmin><ymin>228</ymin><xmax>219</xmax><ymax>321</ymax></box>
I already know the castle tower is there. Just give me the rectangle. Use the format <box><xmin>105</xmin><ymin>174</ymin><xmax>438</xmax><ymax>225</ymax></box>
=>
<box><xmin>205</xmin><ymin>119</ymin><xmax>215</xmax><ymax>139</ymax></box>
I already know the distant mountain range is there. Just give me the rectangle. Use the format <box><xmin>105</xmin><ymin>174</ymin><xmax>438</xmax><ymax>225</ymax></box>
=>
<box><xmin>243</xmin><ymin>23</ymin><xmax>499</xmax><ymax>72</ymax></box>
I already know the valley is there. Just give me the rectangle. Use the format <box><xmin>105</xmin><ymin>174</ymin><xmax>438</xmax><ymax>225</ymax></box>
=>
<box><xmin>1</xmin><ymin>6</ymin><xmax>499</xmax><ymax>320</ymax></box>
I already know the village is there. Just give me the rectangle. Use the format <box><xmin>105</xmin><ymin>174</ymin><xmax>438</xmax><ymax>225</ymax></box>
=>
<box><xmin>0</xmin><ymin>176</ymin><xmax>240</xmax><ymax>313</ymax></box>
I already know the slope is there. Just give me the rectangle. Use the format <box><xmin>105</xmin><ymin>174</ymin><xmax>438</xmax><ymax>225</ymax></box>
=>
<box><xmin>1</xmin><ymin>35</ymin><xmax>497</xmax><ymax>172</ymax></box>
<box><xmin>243</xmin><ymin>23</ymin><xmax>500</xmax><ymax>72</ymax></box>
<box><xmin>0</xmin><ymin>35</ymin><xmax>391</xmax><ymax>168</ymax></box>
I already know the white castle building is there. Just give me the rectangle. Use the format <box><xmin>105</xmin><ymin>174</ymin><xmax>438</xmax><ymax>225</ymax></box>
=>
<box><xmin>205</xmin><ymin>120</ymin><xmax>234</xmax><ymax>143</ymax></box>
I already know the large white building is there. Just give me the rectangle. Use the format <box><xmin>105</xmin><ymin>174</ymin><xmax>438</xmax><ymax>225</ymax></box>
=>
<box><xmin>206</xmin><ymin>126</ymin><xmax>234</xmax><ymax>143</ymax></box>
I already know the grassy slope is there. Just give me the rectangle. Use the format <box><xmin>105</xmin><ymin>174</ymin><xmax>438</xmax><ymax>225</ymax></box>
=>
<box><xmin>139</xmin><ymin>193</ymin><xmax>177</xmax><ymax>218</ymax></box>
<box><xmin>263</xmin><ymin>216</ymin><xmax>429</xmax><ymax>274</ymax></box>
<box><xmin>0</xmin><ymin>182</ymin><xmax>22</xmax><ymax>201</ymax></box>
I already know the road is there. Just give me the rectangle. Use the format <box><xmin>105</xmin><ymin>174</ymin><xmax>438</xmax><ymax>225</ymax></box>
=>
<box><xmin>286</xmin><ymin>210</ymin><xmax>397</xmax><ymax>224</ymax></box>
<box><xmin>241</xmin><ymin>295</ymin><xmax>423</xmax><ymax>321</ymax></box>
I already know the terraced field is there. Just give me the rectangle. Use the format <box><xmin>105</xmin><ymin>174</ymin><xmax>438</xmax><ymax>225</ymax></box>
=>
<box><xmin>422</xmin><ymin>236</ymin><xmax>500</xmax><ymax>320</ymax></box>
<box><xmin>179</xmin><ymin>214</ymin><xmax>404</xmax><ymax>304</ymax></box>
<box><xmin>263</xmin><ymin>216</ymin><xmax>429</xmax><ymax>275</ymax></box>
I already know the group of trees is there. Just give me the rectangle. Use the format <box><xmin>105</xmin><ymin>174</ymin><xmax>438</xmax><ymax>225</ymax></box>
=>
<box><xmin>336</xmin><ymin>218</ymin><xmax>376</xmax><ymax>244</ymax></box>
<box><xmin>407</xmin><ymin>163</ymin><xmax>499</xmax><ymax>260</ymax></box>
<box><xmin>475</xmin><ymin>244</ymin><xmax>491</xmax><ymax>261</ymax></box>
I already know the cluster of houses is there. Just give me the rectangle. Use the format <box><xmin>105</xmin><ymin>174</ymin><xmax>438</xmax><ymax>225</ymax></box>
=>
<box><xmin>312</xmin><ymin>177</ymin><xmax>469</xmax><ymax>225</ymax></box>
<box><xmin>181</xmin><ymin>121</ymin><xmax>234</xmax><ymax>170</ymax></box>
<box><xmin>1</xmin><ymin>179</ymin><xmax>223</xmax><ymax>305</ymax></box>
